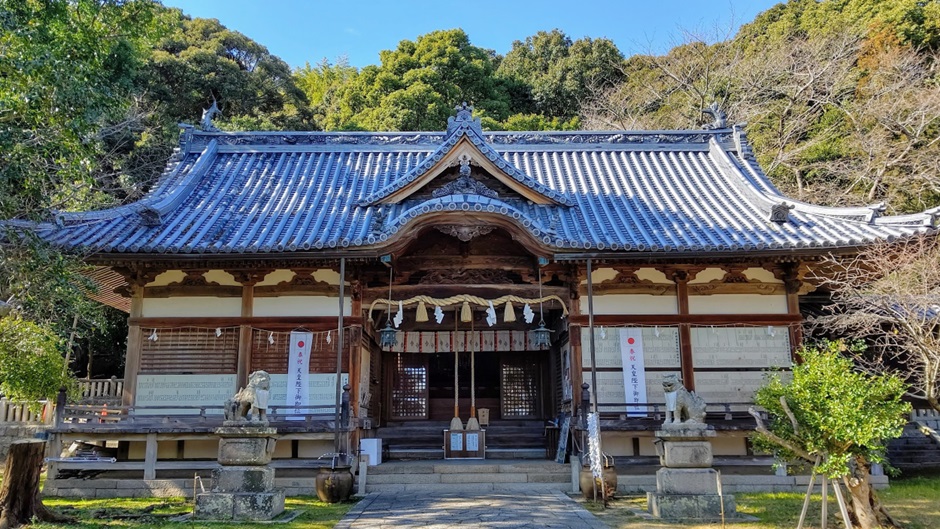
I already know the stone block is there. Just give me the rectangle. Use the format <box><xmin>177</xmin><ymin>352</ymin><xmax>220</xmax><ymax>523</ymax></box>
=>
<box><xmin>194</xmin><ymin>493</ymin><xmax>234</xmax><ymax>520</ymax></box>
<box><xmin>647</xmin><ymin>492</ymin><xmax>736</xmax><ymax>521</ymax></box>
<box><xmin>218</xmin><ymin>436</ymin><xmax>276</xmax><ymax>465</ymax></box>
<box><xmin>233</xmin><ymin>491</ymin><xmax>285</xmax><ymax>521</ymax></box>
<box><xmin>661</xmin><ymin>440</ymin><xmax>713</xmax><ymax>468</ymax></box>
<box><xmin>656</xmin><ymin>468</ymin><xmax>720</xmax><ymax>494</ymax></box>
<box><xmin>212</xmin><ymin>466</ymin><xmax>275</xmax><ymax>493</ymax></box>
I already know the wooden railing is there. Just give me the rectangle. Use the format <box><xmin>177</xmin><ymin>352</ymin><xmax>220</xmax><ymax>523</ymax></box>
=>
<box><xmin>53</xmin><ymin>403</ymin><xmax>345</xmax><ymax>430</ymax></box>
<box><xmin>570</xmin><ymin>401</ymin><xmax>762</xmax><ymax>430</ymax></box>
<box><xmin>77</xmin><ymin>377</ymin><xmax>123</xmax><ymax>403</ymax></box>
<box><xmin>0</xmin><ymin>398</ymin><xmax>50</xmax><ymax>425</ymax></box>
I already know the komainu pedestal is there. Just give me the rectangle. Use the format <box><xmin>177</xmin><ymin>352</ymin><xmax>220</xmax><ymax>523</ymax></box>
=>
<box><xmin>194</xmin><ymin>373</ymin><xmax>284</xmax><ymax>522</ymax></box>
<box><xmin>194</xmin><ymin>426</ymin><xmax>284</xmax><ymax>521</ymax></box>
<box><xmin>648</xmin><ymin>378</ymin><xmax>738</xmax><ymax>521</ymax></box>
<box><xmin>648</xmin><ymin>426</ymin><xmax>736</xmax><ymax>520</ymax></box>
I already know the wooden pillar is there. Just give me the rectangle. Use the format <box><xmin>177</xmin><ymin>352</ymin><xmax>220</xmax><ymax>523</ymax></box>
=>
<box><xmin>779</xmin><ymin>263</ymin><xmax>805</xmax><ymax>361</ymax></box>
<box><xmin>349</xmin><ymin>278</ymin><xmax>363</xmax><ymax>415</ymax></box>
<box><xmin>237</xmin><ymin>285</ymin><xmax>254</xmax><ymax>389</ymax></box>
<box><xmin>669</xmin><ymin>268</ymin><xmax>696</xmax><ymax>391</ymax></box>
<box><xmin>228</xmin><ymin>270</ymin><xmax>268</xmax><ymax>389</ymax></box>
<box><xmin>122</xmin><ymin>286</ymin><xmax>144</xmax><ymax>407</ymax></box>
<box><xmin>567</xmin><ymin>265</ymin><xmax>584</xmax><ymax>408</ymax></box>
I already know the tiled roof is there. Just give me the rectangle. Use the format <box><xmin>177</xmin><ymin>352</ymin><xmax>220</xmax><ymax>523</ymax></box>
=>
<box><xmin>31</xmin><ymin>112</ymin><xmax>938</xmax><ymax>258</ymax></box>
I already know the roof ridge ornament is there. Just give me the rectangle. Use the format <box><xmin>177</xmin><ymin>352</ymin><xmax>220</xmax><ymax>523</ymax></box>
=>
<box><xmin>200</xmin><ymin>97</ymin><xmax>221</xmax><ymax>132</ymax></box>
<box><xmin>770</xmin><ymin>202</ymin><xmax>794</xmax><ymax>224</ymax></box>
<box><xmin>447</xmin><ymin>102</ymin><xmax>483</xmax><ymax>136</ymax></box>
<box><xmin>702</xmin><ymin>102</ymin><xmax>728</xmax><ymax>130</ymax></box>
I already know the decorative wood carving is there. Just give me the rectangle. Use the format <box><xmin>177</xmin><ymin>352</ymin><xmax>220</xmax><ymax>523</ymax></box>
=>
<box><xmin>658</xmin><ymin>266</ymin><xmax>705</xmax><ymax>284</ymax></box>
<box><xmin>687</xmin><ymin>282</ymin><xmax>786</xmax><ymax>296</ymax></box>
<box><xmin>418</xmin><ymin>268</ymin><xmax>515</xmax><ymax>285</ymax></box>
<box><xmin>176</xmin><ymin>270</ymin><xmax>216</xmax><ymax>287</ymax></box>
<box><xmin>435</xmin><ymin>224</ymin><xmax>496</xmax><ymax>242</ymax></box>
<box><xmin>253</xmin><ymin>269</ymin><xmax>338</xmax><ymax>296</ymax></box>
<box><xmin>719</xmin><ymin>265</ymin><xmax>750</xmax><ymax>283</ymax></box>
<box><xmin>226</xmin><ymin>269</ymin><xmax>272</xmax><ymax>286</ymax></box>
<box><xmin>112</xmin><ymin>266</ymin><xmax>162</xmax><ymax>297</ymax></box>
<box><xmin>770</xmin><ymin>262</ymin><xmax>814</xmax><ymax>295</ymax></box>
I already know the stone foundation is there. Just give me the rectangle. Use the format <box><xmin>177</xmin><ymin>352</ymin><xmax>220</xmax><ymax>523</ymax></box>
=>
<box><xmin>193</xmin><ymin>425</ymin><xmax>284</xmax><ymax>521</ymax></box>
<box><xmin>649</xmin><ymin>425</ymin><xmax>738</xmax><ymax>521</ymax></box>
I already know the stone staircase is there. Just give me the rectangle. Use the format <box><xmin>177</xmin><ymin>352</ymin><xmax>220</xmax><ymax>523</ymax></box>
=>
<box><xmin>363</xmin><ymin>459</ymin><xmax>571</xmax><ymax>493</ymax></box>
<box><xmin>887</xmin><ymin>422</ymin><xmax>940</xmax><ymax>471</ymax></box>
<box><xmin>375</xmin><ymin>419</ymin><xmax>547</xmax><ymax>460</ymax></box>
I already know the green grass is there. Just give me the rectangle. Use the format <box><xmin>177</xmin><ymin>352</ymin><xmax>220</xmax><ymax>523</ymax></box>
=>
<box><xmin>31</xmin><ymin>496</ymin><xmax>354</xmax><ymax>529</ymax></box>
<box><xmin>580</xmin><ymin>473</ymin><xmax>940</xmax><ymax>529</ymax></box>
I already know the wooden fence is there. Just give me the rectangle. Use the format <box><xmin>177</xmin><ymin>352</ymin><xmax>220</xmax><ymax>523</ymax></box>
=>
<box><xmin>0</xmin><ymin>378</ymin><xmax>124</xmax><ymax>425</ymax></box>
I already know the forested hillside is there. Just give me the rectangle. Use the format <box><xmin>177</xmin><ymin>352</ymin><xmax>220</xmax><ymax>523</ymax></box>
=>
<box><xmin>2</xmin><ymin>0</ymin><xmax>939</xmax><ymax>380</ymax></box>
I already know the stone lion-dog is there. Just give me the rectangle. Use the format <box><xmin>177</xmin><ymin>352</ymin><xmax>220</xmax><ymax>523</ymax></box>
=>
<box><xmin>662</xmin><ymin>374</ymin><xmax>707</xmax><ymax>425</ymax></box>
<box><xmin>224</xmin><ymin>370</ymin><xmax>271</xmax><ymax>423</ymax></box>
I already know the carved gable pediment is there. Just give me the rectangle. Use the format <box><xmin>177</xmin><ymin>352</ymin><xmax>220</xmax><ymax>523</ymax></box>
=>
<box><xmin>358</xmin><ymin>104</ymin><xmax>570</xmax><ymax>207</ymax></box>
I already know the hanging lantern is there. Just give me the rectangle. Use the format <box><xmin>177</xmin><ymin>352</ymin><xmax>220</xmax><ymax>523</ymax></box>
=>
<box><xmin>379</xmin><ymin>320</ymin><xmax>398</xmax><ymax>349</ymax></box>
<box><xmin>379</xmin><ymin>264</ymin><xmax>398</xmax><ymax>349</ymax></box>
<box><xmin>532</xmin><ymin>266</ymin><xmax>553</xmax><ymax>348</ymax></box>
<box><xmin>532</xmin><ymin>320</ymin><xmax>553</xmax><ymax>348</ymax></box>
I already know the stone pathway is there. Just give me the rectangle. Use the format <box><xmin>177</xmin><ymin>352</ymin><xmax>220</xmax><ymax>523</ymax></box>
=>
<box><xmin>335</xmin><ymin>491</ymin><xmax>609</xmax><ymax>529</ymax></box>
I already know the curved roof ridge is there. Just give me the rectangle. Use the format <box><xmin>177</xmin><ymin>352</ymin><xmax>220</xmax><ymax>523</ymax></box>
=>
<box><xmin>714</xmin><ymin>137</ymin><xmax>898</xmax><ymax>224</ymax></box>
<box><xmin>357</xmin><ymin>104</ymin><xmax>574</xmax><ymax>207</ymax></box>
<box><xmin>49</xmin><ymin>140</ymin><xmax>218</xmax><ymax>228</ymax></box>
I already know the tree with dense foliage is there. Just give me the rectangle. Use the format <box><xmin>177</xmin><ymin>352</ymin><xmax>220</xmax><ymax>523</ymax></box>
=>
<box><xmin>497</xmin><ymin>29</ymin><xmax>624</xmax><ymax>119</ymax></box>
<box><xmin>296</xmin><ymin>29</ymin><xmax>513</xmax><ymax>131</ymax></box>
<box><xmin>1</xmin><ymin>1</ymin><xmax>312</xmax><ymax>377</ymax></box>
<box><xmin>0</xmin><ymin>317</ymin><xmax>72</xmax><ymax>403</ymax></box>
<box><xmin>750</xmin><ymin>341</ymin><xmax>910</xmax><ymax>529</ymax></box>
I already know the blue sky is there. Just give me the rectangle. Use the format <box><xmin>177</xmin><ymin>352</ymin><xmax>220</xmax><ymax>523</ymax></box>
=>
<box><xmin>160</xmin><ymin>0</ymin><xmax>781</xmax><ymax>69</ymax></box>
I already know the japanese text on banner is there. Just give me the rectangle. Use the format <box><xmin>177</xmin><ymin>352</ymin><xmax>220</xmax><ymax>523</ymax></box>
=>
<box><xmin>287</xmin><ymin>331</ymin><xmax>312</xmax><ymax>418</ymax></box>
<box><xmin>620</xmin><ymin>328</ymin><xmax>647</xmax><ymax>416</ymax></box>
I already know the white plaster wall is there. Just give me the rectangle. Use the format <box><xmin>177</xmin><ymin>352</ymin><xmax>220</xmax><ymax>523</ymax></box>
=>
<box><xmin>744</xmin><ymin>267</ymin><xmax>782</xmax><ymax>283</ymax></box>
<box><xmin>257</xmin><ymin>269</ymin><xmax>294</xmax><ymax>286</ymax></box>
<box><xmin>586</xmin><ymin>267</ymin><xmax>618</xmax><ymax>284</ymax></box>
<box><xmin>636</xmin><ymin>268</ymin><xmax>670</xmax><ymax>283</ymax></box>
<box><xmin>204</xmin><ymin>270</ymin><xmax>239</xmax><ymax>286</ymax></box>
<box><xmin>584</xmin><ymin>267</ymin><xmax>670</xmax><ymax>284</ymax></box>
<box><xmin>314</xmin><ymin>269</ymin><xmax>341</xmax><ymax>285</ymax></box>
<box><xmin>592</xmin><ymin>294</ymin><xmax>678</xmax><ymax>315</ymax></box>
<box><xmin>689</xmin><ymin>267</ymin><xmax>725</xmax><ymax>284</ymax></box>
<box><xmin>148</xmin><ymin>270</ymin><xmax>185</xmax><ymax>287</ymax></box>
<box><xmin>254</xmin><ymin>296</ymin><xmax>351</xmax><ymax>317</ymax></box>
<box><xmin>688</xmin><ymin>294</ymin><xmax>787</xmax><ymax>314</ymax></box>
<box><xmin>141</xmin><ymin>297</ymin><xmax>242</xmax><ymax>317</ymax></box>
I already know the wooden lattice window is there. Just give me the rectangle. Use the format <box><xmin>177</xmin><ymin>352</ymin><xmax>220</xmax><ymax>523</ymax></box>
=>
<box><xmin>501</xmin><ymin>355</ymin><xmax>541</xmax><ymax>418</ymax></box>
<box><xmin>139</xmin><ymin>327</ymin><xmax>238</xmax><ymax>374</ymax></box>
<box><xmin>391</xmin><ymin>353</ymin><xmax>427</xmax><ymax>420</ymax></box>
<box><xmin>250</xmin><ymin>329</ymin><xmax>342</xmax><ymax>374</ymax></box>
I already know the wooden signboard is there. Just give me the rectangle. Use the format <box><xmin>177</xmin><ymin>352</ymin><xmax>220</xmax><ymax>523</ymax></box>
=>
<box><xmin>444</xmin><ymin>429</ymin><xmax>485</xmax><ymax>459</ymax></box>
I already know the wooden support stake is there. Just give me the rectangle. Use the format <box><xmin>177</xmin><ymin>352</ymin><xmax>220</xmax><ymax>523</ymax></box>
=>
<box><xmin>144</xmin><ymin>433</ymin><xmax>158</xmax><ymax>480</ymax></box>
<box><xmin>830</xmin><ymin>478</ymin><xmax>853</xmax><ymax>529</ymax></box>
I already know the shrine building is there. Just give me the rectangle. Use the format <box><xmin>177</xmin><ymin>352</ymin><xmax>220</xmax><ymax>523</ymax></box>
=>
<box><xmin>28</xmin><ymin>104</ymin><xmax>938</xmax><ymax>492</ymax></box>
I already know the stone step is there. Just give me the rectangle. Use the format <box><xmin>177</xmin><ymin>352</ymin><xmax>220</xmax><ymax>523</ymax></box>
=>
<box><xmin>365</xmin><ymin>482</ymin><xmax>570</xmax><ymax>493</ymax></box>
<box><xmin>363</xmin><ymin>459</ymin><xmax>570</xmax><ymax>493</ymax></box>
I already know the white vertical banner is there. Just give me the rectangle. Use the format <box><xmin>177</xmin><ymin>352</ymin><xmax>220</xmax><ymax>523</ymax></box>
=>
<box><xmin>620</xmin><ymin>328</ymin><xmax>647</xmax><ymax>416</ymax></box>
<box><xmin>287</xmin><ymin>331</ymin><xmax>313</xmax><ymax>418</ymax></box>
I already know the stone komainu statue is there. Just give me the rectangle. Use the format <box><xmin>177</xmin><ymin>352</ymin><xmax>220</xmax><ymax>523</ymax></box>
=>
<box><xmin>662</xmin><ymin>373</ymin><xmax>707</xmax><ymax>425</ymax></box>
<box><xmin>224</xmin><ymin>370</ymin><xmax>271</xmax><ymax>423</ymax></box>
